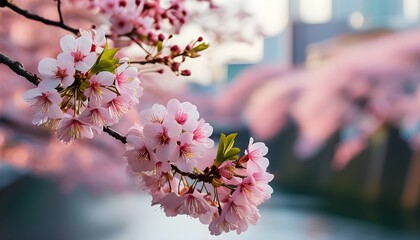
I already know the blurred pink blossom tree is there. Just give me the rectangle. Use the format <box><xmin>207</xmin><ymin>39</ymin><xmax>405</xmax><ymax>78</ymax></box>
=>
<box><xmin>220</xmin><ymin>29</ymin><xmax>420</xmax><ymax>170</ymax></box>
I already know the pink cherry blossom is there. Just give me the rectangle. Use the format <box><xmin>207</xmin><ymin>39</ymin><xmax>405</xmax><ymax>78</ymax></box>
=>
<box><xmin>115</xmin><ymin>63</ymin><xmax>142</xmax><ymax>103</ymax></box>
<box><xmin>193</xmin><ymin>118</ymin><xmax>214</xmax><ymax>148</ymax></box>
<box><xmin>174</xmin><ymin>132</ymin><xmax>202</xmax><ymax>172</ymax></box>
<box><xmin>140</xmin><ymin>103</ymin><xmax>167</xmax><ymax>125</ymax></box>
<box><xmin>225</xmin><ymin>202</ymin><xmax>260</xmax><ymax>234</ymax></box>
<box><xmin>60</xmin><ymin>35</ymin><xmax>97</xmax><ymax>72</ymax></box>
<box><xmin>167</xmin><ymin>98</ymin><xmax>199</xmax><ymax>132</ymax></box>
<box><xmin>232</xmin><ymin>175</ymin><xmax>273</xmax><ymax>207</ymax></box>
<box><xmin>143</xmin><ymin>119</ymin><xmax>181</xmax><ymax>162</ymax></box>
<box><xmin>79</xmin><ymin>104</ymin><xmax>116</xmax><ymax>127</ymax></box>
<box><xmin>244</xmin><ymin>137</ymin><xmax>269</xmax><ymax>174</ymax></box>
<box><xmin>209</xmin><ymin>198</ymin><xmax>259</xmax><ymax>236</ymax></box>
<box><xmin>38</xmin><ymin>53</ymin><xmax>76</xmax><ymax>89</ymax></box>
<box><xmin>55</xmin><ymin>116</ymin><xmax>94</xmax><ymax>143</ymax></box>
<box><xmin>23</xmin><ymin>85</ymin><xmax>63</xmax><ymax>124</ymax></box>
<box><xmin>125</xmin><ymin>130</ymin><xmax>156</xmax><ymax>173</ymax></box>
<box><xmin>159</xmin><ymin>190</ymin><xmax>215</xmax><ymax>218</ymax></box>
<box><xmin>106</xmin><ymin>95</ymin><xmax>132</xmax><ymax>120</ymax></box>
<box><xmin>84</xmin><ymin>71</ymin><xmax>117</xmax><ymax>104</ymax></box>
<box><xmin>142</xmin><ymin>172</ymin><xmax>177</xmax><ymax>204</ymax></box>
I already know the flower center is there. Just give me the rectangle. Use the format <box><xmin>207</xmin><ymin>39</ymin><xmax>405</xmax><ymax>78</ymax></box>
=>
<box><xmin>158</xmin><ymin>128</ymin><xmax>170</xmax><ymax>145</ymax></box>
<box><xmin>72</xmin><ymin>50</ymin><xmax>85</xmax><ymax>62</ymax></box>
<box><xmin>56</xmin><ymin>67</ymin><xmax>68</xmax><ymax>79</ymax></box>
<box><xmin>176</xmin><ymin>111</ymin><xmax>188</xmax><ymax>125</ymax></box>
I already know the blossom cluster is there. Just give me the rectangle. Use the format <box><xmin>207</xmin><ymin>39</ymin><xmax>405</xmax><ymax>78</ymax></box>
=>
<box><xmin>23</xmin><ymin>29</ymin><xmax>143</xmax><ymax>143</ymax></box>
<box><xmin>65</xmin><ymin>0</ymin><xmax>211</xmax><ymax>76</ymax></box>
<box><xmin>125</xmin><ymin>99</ymin><xmax>273</xmax><ymax>235</ymax></box>
<box><xmin>67</xmin><ymin>0</ymin><xmax>212</xmax><ymax>37</ymax></box>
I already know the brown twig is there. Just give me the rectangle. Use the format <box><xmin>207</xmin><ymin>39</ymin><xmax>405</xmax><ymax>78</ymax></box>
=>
<box><xmin>0</xmin><ymin>0</ymin><xmax>79</xmax><ymax>35</ymax></box>
<box><xmin>0</xmin><ymin>51</ymin><xmax>40</xmax><ymax>86</ymax></box>
<box><xmin>172</xmin><ymin>165</ymin><xmax>220</xmax><ymax>184</ymax></box>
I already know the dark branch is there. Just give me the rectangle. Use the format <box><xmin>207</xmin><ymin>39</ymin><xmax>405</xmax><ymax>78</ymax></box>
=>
<box><xmin>172</xmin><ymin>165</ymin><xmax>220</xmax><ymax>184</ymax></box>
<box><xmin>0</xmin><ymin>0</ymin><xmax>78</xmax><ymax>35</ymax></box>
<box><xmin>103</xmin><ymin>126</ymin><xmax>127</xmax><ymax>144</ymax></box>
<box><xmin>56</xmin><ymin>0</ymin><xmax>64</xmax><ymax>24</ymax></box>
<box><xmin>0</xmin><ymin>51</ymin><xmax>40</xmax><ymax>86</ymax></box>
<box><xmin>0</xmin><ymin>51</ymin><xmax>128</xmax><ymax>144</ymax></box>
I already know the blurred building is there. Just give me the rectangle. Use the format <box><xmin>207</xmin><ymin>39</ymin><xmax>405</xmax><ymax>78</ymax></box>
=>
<box><xmin>228</xmin><ymin>0</ymin><xmax>420</xmax><ymax>75</ymax></box>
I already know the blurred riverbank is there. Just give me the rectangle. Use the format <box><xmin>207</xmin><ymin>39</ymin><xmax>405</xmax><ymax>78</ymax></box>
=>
<box><xmin>0</xmin><ymin>174</ymin><xmax>420</xmax><ymax>240</ymax></box>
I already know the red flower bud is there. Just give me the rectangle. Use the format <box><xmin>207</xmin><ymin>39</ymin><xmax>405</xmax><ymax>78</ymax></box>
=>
<box><xmin>180</xmin><ymin>69</ymin><xmax>191</xmax><ymax>76</ymax></box>
<box><xmin>171</xmin><ymin>62</ymin><xmax>180</xmax><ymax>72</ymax></box>
<box><xmin>158</xmin><ymin>33</ymin><xmax>165</xmax><ymax>41</ymax></box>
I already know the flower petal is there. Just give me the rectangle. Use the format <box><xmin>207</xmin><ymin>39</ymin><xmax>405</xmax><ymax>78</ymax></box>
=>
<box><xmin>38</xmin><ymin>58</ymin><xmax>57</xmax><ymax>77</ymax></box>
<box><xmin>60</xmin><ymin>35</ymin><xmax>77</xmax><ymax>53</ymax></box>
<box><xmin>23</xmin><ymin>88</ymin><xmax>41</xmax><ymax>102</ymax></box>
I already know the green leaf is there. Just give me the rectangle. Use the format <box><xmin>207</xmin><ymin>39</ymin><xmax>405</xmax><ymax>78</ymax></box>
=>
<box><xmin>224</xmin><ymin>147</ymin><xmax>240</xmax><ymax>161</ymax></box>
<box><xmin>224</xmin><ymin>133</ymin><xmax>237</xmax><ymax>153</ymax></box>
<box><xmin>101</xmin><ymin>47</ymin><xmax>118</xmax><ymax>61</ymax></box>
<box><xmin>192</xmin><ymin>43</ymin><xmax>209</xmax><ymax>52</ymax></box>
<box><xmin>90</xmin><ymin>42</ymin><xmax>120</xmax><ymax>74</ymax></box>
<box><xmin>215</xmin><ymin>132</ymin><xmax>240</xmax><ymax>167</ymax></box>
<box><xmin>216</xmin><ymin>133</ymin><xmax>227</xmax><ymax>164</ymax></box>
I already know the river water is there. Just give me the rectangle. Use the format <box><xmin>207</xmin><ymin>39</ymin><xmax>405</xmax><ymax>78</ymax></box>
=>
<box><xmin>76</xmin><ymin>192</ymin><xmax>420</xmax><ymax>240</ymax></box>
<box><xmin>1</xmin><ymin>176</ymin><xmax>420</xmax><ymax>240</ymax></box>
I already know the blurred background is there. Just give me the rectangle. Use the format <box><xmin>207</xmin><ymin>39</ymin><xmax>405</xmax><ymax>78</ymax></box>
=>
<box><xmin>2</xmin><ymin>0</ymin><xmax>420</xmax><ymax>239</ymax></box>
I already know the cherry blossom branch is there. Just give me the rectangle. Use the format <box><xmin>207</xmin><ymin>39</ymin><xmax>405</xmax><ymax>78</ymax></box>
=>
<box><xmin>103</xmin><ymin>126</ymin><xmax>127</xmax><ymax>144</ymax></box>
<box><xmin>0</xmin><ymin>0</ymin><xmax>79</xmax><ymax>35</ymax></box>
<box><xmin>0</xmin><ymin>51</ymin><xmax>40</xmax><ymax>86</ymax></box>
<box><xmin>56</xmin><ymin>0</ymin><xmax>64</xmax><ymax>24</ymax></box>
<box><xmin>172</xmin><ymin>165</ymin><xmax>220</xmax><ymax>184</ymax></box>
<box><xmin>0</xmin><ymin>50</ymin><xmax>226</xmax><ymax>183</ymax></box>
<box><xmin>0</xmin><ymin>51</ymin><xmax>128</xmax><ymax>144</ymax></box>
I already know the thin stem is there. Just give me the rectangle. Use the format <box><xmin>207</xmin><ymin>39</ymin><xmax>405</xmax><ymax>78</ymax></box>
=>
<box><xmin>131</xmin><ymin>59</ymin><xmax>162</xmax><ymax>65</ymax></box>
<box><xmin>0</xmin><ymin>0</ymin><xmax>78</xmax><ymax>35</ymax></box>
<box><xmin>181</xmin><ymin>175</ymin><xmax>189</xmax><ymax>188</ymax></box>
<box><xmin>214</xmin><ymin>187</ymin><xmax>222</xmax><ymax>215</ymax></box>
<box><xmin>56</xmin><ymin>0</ymin><xmax>64</xmax><ymax>24</ymax></box>
<box><xmin>129</xmin><ymin>35</ymin><xmax>152</xmax><ymax>55</ymax></box>
<box><xmin>178</xmin><ymin>175</ymin><xmax>183</xmax><ymax>193</ymax></box>
<box><xmin>200</xmin><ymin>182</ymin><xmax>207</xmax><ymax>193</ymax></box>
